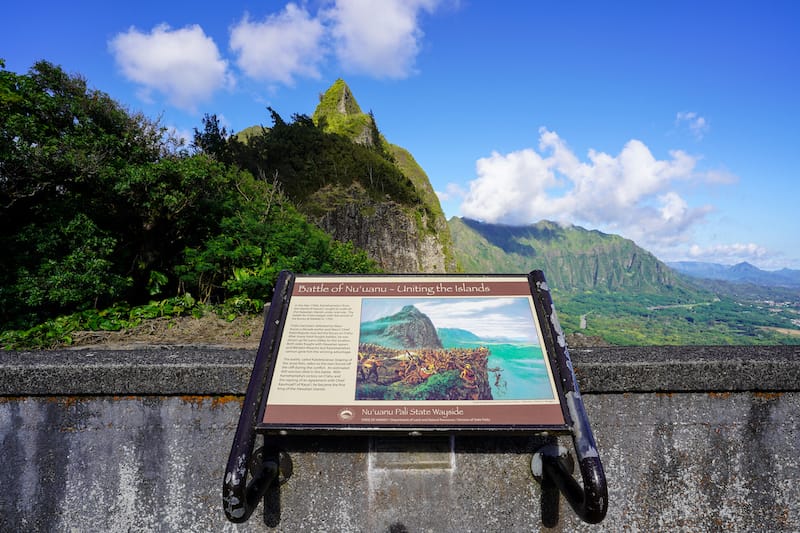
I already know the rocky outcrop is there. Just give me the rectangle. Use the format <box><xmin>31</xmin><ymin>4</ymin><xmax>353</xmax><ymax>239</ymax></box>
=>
<box><xmin>385</xmin><ymin>305</ymin><xmax>443</xmax><ymax>349</ymax></box>
<box><xmin>361</xmin><ymin>304</ymin><xmax>443</xmax><ymax>349</ymax></box>
<box><xmin>312</xmin><ymin>183</ymin><xmax>449</xmax><ymax>273</ymax></box>
<box><xmin>311</xmin><ymin>80</ymin><xmax>456</xmax><ymax>273</ymax></box>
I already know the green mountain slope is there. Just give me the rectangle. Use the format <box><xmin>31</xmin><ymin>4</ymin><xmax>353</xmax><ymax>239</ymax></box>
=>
<box><xmin>387</xmin><ymin>143</ymin><xmax>457</xmax><ymax>270</ymax></box>
<box><xmin>449</xmin><ymin>217</ymin><xmax>683</xmax><ymax>292</ymax></box>
<box><xmin>448</xmin><ymin>217</ymin><xmax>800</xmax><ymax>345</ymax></box>
<box><xmin>308</xmin><ymin>79</ymin><xmax>456</xmax><ymax>272</ymax></box>
<box><xmin>228</xmin><ymin>79</ymin><xmax>456</xmax><ymax>272</ymax></box>
<box><xmin>437</xmin><ymin>327</ymin><xmax>482</xmax><ymax>347</ymax></box>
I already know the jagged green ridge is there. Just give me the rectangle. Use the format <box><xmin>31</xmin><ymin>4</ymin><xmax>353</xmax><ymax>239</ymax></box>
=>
<box><xmin>309</xmin><ymin>79</ymin><xmax>456</xmax><ymax>271</ymax></box>
<box><xmin>235</xmin><ymin>80</ymin><xmax>453</xmax><ymax>255</ymax></box>
<box><xmin>449</xmin><ymin>217</ymin><xmax>685</xmax><ymax>292</ymax></box>
<box><xmin>449</xmin><ymin>217</ymin><xmax>800</xmax><ymax>345</ymax></box>
<box><xmin>316</xmin><ymin>78</ymin><xmax>363</xmax><ymax>116</ymax></box>
<box><xmin>232</xmin><ymin>107</ymin><xmax>421</xmax><ymax>211</ymax></box>
<box><xmin>388</xmin><ymin>143</ymin><xmax>457</xmax><ymax>270</ymax></box>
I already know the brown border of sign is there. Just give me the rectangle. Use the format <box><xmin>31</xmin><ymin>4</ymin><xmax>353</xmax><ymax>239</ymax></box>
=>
<box><xmin>256</xmin><ymin>273</ymin><xmax>570</xmax><ymax>434</ymax></box>
<box><xmin>263</xmin><ymin>404</ymin><xmax>566</xmax><ymax>427</ymax></box>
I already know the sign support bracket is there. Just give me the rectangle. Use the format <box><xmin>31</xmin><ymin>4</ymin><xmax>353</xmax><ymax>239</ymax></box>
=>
<box><xmin>223</xmin><ymin>271</ymin><xmax>293</xmax><ymax>523</ymax></box>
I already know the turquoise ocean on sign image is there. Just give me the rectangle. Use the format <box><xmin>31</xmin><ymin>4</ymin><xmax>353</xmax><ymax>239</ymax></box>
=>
<box><xmin>439</xmin><ymin>333</ymin><xmax>554</xmax><ymax>401</ymax></box>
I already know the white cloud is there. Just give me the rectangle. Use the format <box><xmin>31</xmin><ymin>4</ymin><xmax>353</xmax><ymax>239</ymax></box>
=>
<box><xmin>415</xmin><ymin>298</ymin><xmax>537</xmax><ymax>341</ymax></box>
<box><xmin>460</xmin><ymin>128</ymin><xmax>727</xmax><ymax>250</ymax></box>
<box><xmin>416</xmin><ymin>297</ymin><xmax>519</xmax><ymax>317</ymax></box>
<box><xmin>436</xmin><ymin>182</ymin><xmax>467</xmax><ymax>202</ymax></box>
<box><xmin>110</xmin><ymin>1</ymin><xmax>446</xmax><ymax>108</ymax></box>
<box><xmin>704</xmin><ymin>168</ymin><xmax>738</xmax><ymax>185</ymax></box>
<box><xmin>109</xmin><ymin>24</ymin><xmax>233</xmax><ymax>111</ymax></box>
<box><xmin>229</xmin><ymin>4</ymin><xmax>326</xmax><ymax>85</ymax></box>
<box><xmin>323</xmin><ymin>0</ymin><xmax>443</xmax><ymax>78</ymax></box>
<box><xmin>688</xmin><ymin>243</ymin><xmax>770</xmax><ymax>263</ymax></box>
<box><xmin>676</xmin><ymin>111</ymin><xmax>710</xmax><ymax>140</ymax></box>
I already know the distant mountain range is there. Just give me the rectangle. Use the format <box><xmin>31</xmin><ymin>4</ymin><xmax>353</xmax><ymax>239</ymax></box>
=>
<box><xmin>668</xmin><ymin>261</ymin><xmax>800</xmax><ymax>288</ymax></box>
<box><xmin>445</xmin><ymin>216</ymin><xmax>800</xmax><ymax>296</ymax></box>
<box><xmin>437</xmin><ymin>327</ymin><xmax>482</xmax><ymax>345</ymax></box>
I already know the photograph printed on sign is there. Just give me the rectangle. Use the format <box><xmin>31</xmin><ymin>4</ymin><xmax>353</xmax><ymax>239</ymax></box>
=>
<box><xmin>356</xmin><ymin>297</ymin><xmax>555</xmax><ymax>402</ymax></box>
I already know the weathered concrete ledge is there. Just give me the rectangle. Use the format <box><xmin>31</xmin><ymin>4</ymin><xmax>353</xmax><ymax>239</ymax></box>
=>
<box><xmin>572</xmin><ymin>344</ymin><xmax>800</xmax><ymax>392</ymax></box>
<box><xmin>0</xmin><ymin>347</ymin><xmax>255</xmax><ymax>395</ymax></box>
<box><xmin>2</xmin><ymin>346</ymin><xmax>799</xmax><ymax>532</ymax></box>
<box><xmin>2</xmin><ymin>345</ymin><xmax>798</xmax><ymax>395</ymax></box>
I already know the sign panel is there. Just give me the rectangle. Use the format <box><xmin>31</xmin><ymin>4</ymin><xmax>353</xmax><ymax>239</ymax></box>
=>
<box><xmin>258</xmin><ymin>275</ymin><xmax>567</xmax><ymax>432</ymax></box>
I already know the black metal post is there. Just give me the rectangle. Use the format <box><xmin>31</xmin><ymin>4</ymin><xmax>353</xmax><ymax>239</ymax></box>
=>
<box><xmin>223</xmin><ymin>271</ymin><xmax>294</xmax><ymax>523</ymax></box>
<box><xmin>529</xmin><ymin>270</ymin><xmax>608</xmax><ymax>525</ymax></box>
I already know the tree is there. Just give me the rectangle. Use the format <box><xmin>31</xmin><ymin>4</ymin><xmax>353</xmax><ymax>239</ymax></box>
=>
<box><xmin>221</xmin><ymin>108</ymin><xmax>422</xmax><ymax>207</ymax></box>
<box><xmin>192</xmin><ymin>113</ymin><xmax>234</xmax><ymax>165</ymax></box>
<box><xmin>177</xmin><ymin>169</ymin><xmax>378</xmax><ymax>306</ymax></box>
<box><xmin>1</xmin><ymin>62</ymin><xmax>380</xmax><ymax>331</ymax></box>
<box><xmin>0</xmin><ymin>62</ymin><xmax>170</xmax><ymax>325</ymax></box>
<box><xmin>0</xmin><ymin>62</ymin><xmax>193</xmax><ymax>326</ymax></box>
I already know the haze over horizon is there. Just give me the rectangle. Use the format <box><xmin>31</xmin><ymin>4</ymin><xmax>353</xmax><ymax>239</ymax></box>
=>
<box><xmin>4</xmin><ymin>1</ymin><xmax>798</xmax><ymax>270</ymax></box>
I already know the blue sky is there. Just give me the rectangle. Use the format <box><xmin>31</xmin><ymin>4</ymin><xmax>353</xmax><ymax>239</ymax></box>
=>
<box><xmin>3</xmin><ymin>1</ymin><xmax>799</xmax><ymax>269</ymax></box>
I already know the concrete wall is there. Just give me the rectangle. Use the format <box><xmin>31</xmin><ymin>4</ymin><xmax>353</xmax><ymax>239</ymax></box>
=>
<box><xmin>1</xmin><ymin>346</ymin><xmax>798</xmax><ymax>532</ymax></box>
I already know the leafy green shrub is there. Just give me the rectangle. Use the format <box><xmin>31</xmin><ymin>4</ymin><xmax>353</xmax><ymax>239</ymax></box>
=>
<box><xmin>1</xmin><ymin>62</ymin><xmax>380</xmax><ymax>335</ymax></box>
<box><xmin>0</xmin><ymin>295</ymin><xmax>202</xmax><ymax>350</ymax></box>
<box><xmin>12</xmin><ymin>214</ymin><xmax>132</xmax><ymax>313</ymax></box>
<box><xmin>176</xmin><ymin>171</ymin><xmax>378</xmax><ymax>306</ymax></box>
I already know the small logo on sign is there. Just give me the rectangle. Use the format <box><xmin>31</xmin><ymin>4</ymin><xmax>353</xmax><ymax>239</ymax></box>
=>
<box><xmin>338</xmin><ymin>409</ymin><xmax>354</xmax><ymax>421</ymax></box>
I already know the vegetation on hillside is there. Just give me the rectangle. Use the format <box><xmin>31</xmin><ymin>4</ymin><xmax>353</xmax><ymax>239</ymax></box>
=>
<box><xmin>0</xmin><ymin>60</ymin><xmax>378</xmax><ymax>348</ymax></box>
<box><xmin>555</xmin><ymin>290</ymin><xmax>800</xmax><ymax>345</ymax></box>
<box><xmin>309</xmin><ymin>79</ymin><xmax>444</xmax><ymax>235</ymax></box>
<box><xmin>450</xmin><ymin>216</ymin><xmax>800</xmax><ymax>346</ymax></box>
<box><xmin>450</xmin><ymin>217</ymin><xmax>681</xmax><ymax>291</ymax></box>
<box><xmin>199</xmin><ymin>108</ymin><xmax>432</xmax><ymax>222</ymax></box>
<box><xmin>312</xmin><ymin>79</ymin><xmax>372</xmax><ymax>141</ymax></box>
<box><xmin>388</xmin><ymin>143</ymin><xmax>457</xmax><ymax>268</ymax></box>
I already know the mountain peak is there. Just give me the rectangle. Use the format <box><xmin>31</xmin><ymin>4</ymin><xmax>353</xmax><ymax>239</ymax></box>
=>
<box><xmin>361</xmin><ymin>305</ymin><xmax>443</xmax><ymax>349</ymax></box>
<box><xmin>731</xmin><ymin>261</ymin><xmax>758</xmax><ymax>271</ymax></box>
<box><xmin>313</xmin><ymin>79</ymin><xmax>376</xmax><ymax>145</ymax></box>
<box><xmin>315</xmin><ymin>79</ymin><xmax>363</xmax><ymax>118</ymax></box>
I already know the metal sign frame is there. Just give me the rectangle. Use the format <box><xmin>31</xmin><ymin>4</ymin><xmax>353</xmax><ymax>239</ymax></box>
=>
<box><xmin>223</xmin><ymin>270</ymin><xmax>607</xmax><ymax>525</ymax></box>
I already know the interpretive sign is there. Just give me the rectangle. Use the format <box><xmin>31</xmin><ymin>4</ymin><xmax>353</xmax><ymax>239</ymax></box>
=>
<box><xmin>257</xmin><ymin>274</ymin><xmax>569</xmax><ymax>432</ymax></box>
<box><xmin>226</xmin><ymin>271</ymin><xmax>608</xmax><ymax>525</ymax></box>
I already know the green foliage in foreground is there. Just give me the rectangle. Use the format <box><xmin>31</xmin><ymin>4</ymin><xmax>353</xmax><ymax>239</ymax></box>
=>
<box><xmin>0</xmin><ymin>291</ymin><xmax>281</xmax><ymax>350</ymax></box>
<box><xmin>0</xmin><ymin>295</ymin><xmax>199</xmax><ymax>350</ymax></box>
<box><xmin>385</xmin><ymin>371</ymin><xmax>463</xmax><ymax>400</ymax></box>
<box><xmin>1</xmin><ymin>61</ymin><xmax>379</xmax><ymax>335</ymax></box>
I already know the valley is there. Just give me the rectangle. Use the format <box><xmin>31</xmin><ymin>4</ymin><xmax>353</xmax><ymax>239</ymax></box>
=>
<box><xmin>448</xmin><ymin>216</ymin><xmax>800</xmax><ymax>346</ymax></box>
